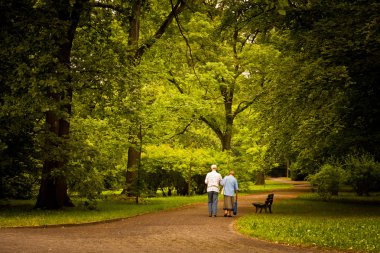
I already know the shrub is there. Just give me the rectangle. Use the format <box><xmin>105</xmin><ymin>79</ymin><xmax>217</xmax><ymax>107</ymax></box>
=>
<box><xmin>344</xmin><ymin>153</ymin><xmax>380</xmax><ymax>196</ymax></box>
<box><xmin>289</xmin><ymin>160</ymin><xmax>310</xmax><ymax>181</ymax></box>
<box><xmin>1</xmin><ymin>173</ymin><xmax>37</xmax><ymax>199</ymax></box>
<box><xmin>308</xmin><ymin>163</ymin><xmax>345</xmax><ymax>201</ymax></box>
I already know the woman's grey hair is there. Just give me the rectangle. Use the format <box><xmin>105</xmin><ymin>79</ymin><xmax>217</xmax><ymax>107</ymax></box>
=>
<box><xmin>211</xmin><ymin>164</ymin><xmax>217</xmax><ymax>170</ymax></box>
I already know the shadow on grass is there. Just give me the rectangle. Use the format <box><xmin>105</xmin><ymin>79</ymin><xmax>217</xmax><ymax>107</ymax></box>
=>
<box><xmin>267</xmin><ymin>193</ymin><xmax>380</xmax><ymax>218</ymax></box>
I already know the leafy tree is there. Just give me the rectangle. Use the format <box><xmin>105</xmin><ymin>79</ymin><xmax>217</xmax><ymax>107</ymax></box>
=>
<box><xmin>31</xmin><ymin>0</ymin><xmax>90</xmax><ymax>209</ymax></box>
<box><xmin>165</xmin><ymin>1</ymin><xmax>285</xmax><ymax>153</ymax></box>
<box><xmin>98</xmin><ymin>0</ymin><xmax>189</xmax><ymax>196</ymax></box>
<box><xmin>0</xmin><ymin>0</ymin><xmax>87</xmax><ymax>204</ymax></box>
<box><xmin>249</xmin><ymin>0</ymin><xmax>380</xmax><ymax>179</ymax></box>
<box><xmin>1</xmin><ymin>0</ymin><xmax>191</xmax><ymax>206</ymax></box>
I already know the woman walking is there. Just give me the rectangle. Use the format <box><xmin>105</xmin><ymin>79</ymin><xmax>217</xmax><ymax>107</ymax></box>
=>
<box><xmin>221</xmin><ymin>170</ymin><xmax>238</xmax><ymax>217</ymax></box>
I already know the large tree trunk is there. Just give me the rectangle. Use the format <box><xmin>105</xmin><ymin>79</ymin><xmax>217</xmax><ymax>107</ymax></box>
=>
<box><xmin>35</xmin><ymin>92</ymin><xmax>75</xmax><ymax>207</ymax></box>
<box><xmin>35</xmin><ymin>0</ymin><xmax>87</xmax><ymax>209</ymax></box>
<box><xmin>255</xmin><ymin>172</ymin><xmax>265</xmax><ymax>185</ymax></box>
<box><xmin>35</xmin><ymin>163</ymin><xmax>74</xmax><ymax>209</ymax></box>
<box><xmin>123</xmin><ymin>144</ymin><xmax>141</xmax><ymax>196</ymax></box>
<box><xmin>221</xmin><ymin>133</ymin><xmax>232</xmax><ymax>151</ymax></box>
<box><xmin>35</xmin><ymin>107</ymin><xmax>74</xmax><ymax>208</ymax></box>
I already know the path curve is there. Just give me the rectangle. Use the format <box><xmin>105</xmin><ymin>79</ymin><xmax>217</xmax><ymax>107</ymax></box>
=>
<box><xmin>0</xmin><ymin>180</ymin><xmax>339</xmax><ymax>253</ymax></box>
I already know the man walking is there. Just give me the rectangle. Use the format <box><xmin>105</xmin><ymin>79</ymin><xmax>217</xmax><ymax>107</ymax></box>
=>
<box><xmin>205</xmin><ymin>164</ymin><xmax>222</xmax><ymax>217</ymax></box>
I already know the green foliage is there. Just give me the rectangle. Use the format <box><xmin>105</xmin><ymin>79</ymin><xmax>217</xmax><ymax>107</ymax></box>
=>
<box><xmin>66</xmin><ymin>116</ymin><xmax>130</xmax><ymax>200</ymax></box>
<box><xmin>1</xmin><ymin>173</ymin><xmax>38</xmax><ymax>200</ymax></box>
<box><xmin>0</xmin><ymin>0</ymin><xmax>53</xmax><ymax>199</ymax></box>
<box><xmin>344</xmin><ymin>153</ymin><xmax>380</xmax><ymax>196</ymax></box>
<box><xmin>236</xmin><ymin>194</ymin><xmax>380</xmax><ymax>253</ymax></box>
<box><xmin>251</xmin><ymin>0</ymin><xmax>380</xmax><ymax>180</ymax></box>
<box><xmin>308</xmin><ymin>163</ymin><xmax>346</xmax><ymax>201</ymax></box>
<box><xmin>141</xmin><ymin>145</ymin><xmax>230</xmax><ymax>195</ymax></box>
<box><xmin>2</xmin><ymin>0</ymin><xmax>379</xmax><ymax>204</ymax></box>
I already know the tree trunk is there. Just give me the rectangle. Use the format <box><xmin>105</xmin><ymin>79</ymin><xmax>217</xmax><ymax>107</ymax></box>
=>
<box><xmin>35</xmin><ymin>0</ymin><xmax>87</xmax><ymax>209</ymax></box>
<box><xmin>122</xmin><ymin>0</ymin><xmax>142</xmax><ymax>197</ymax></box>
<box><xmin>255</xmin><ymin>172</ymin><xmax>265</xmax><ymax>185</ymax></box>
<box><xmin>188</xmin><ymin>165</ymin><xmax>192</xmax><ymax>195</ymax></box>
<box><xmin>220</xmin><ymin>82</ymin><xmax>234</xmax><ymax>151</ymax></box>
<box><xmin>122</xmin><ymin>145</ymin><xmax>141</xmax><ymax>196</ymax></box>
<box><xmin>286</xmin><ymin>158</ymin><xmax>290</xmax><ymax>178</ymax></box>
<box><xmin>221</xmin><ymin>133</ymin><xmax>232</xmax><ymax>151</ymax></box>
<box><xmin>35</xmin><ymin>101</ymin><xmax>75</xmax><ymax>208</ymax></box>
<box><xmin>35</xmin><ymin>161</ymin><xmax>74</xmax><ymax>209</ymax></box>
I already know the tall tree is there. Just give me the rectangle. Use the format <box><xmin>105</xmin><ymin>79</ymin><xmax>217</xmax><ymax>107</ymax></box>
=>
<box><xmin>251</xmin><ymin>0</ymin><xmax>380</xmax><ymax>177</ymax></box>
<box><xmin>34</xmin><ymin>0</ymin><xmax>90</xmax><ymax>209</ymax></box>
<box><xmin>119</xmin><ymin>0</ymin><xmax>188</xmax><ymax>196</ymax></box>
<box><xmin>1</xmin><ymin>0</ymin><xmax>191</xmax><ymax>204</ymax></box>
<box><xmin>166</xmin><ymin>1</ymin><xmax>284</xmax><ymax>151</ymax></box>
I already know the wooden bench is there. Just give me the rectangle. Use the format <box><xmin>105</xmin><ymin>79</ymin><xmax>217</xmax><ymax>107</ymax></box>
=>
<box><xmin>252</xmin><ymin>193</ymin><xmax>274</xmax><ymax>213</ymax></box>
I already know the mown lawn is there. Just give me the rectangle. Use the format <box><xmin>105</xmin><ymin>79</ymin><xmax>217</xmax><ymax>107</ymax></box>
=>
<box><xmin>0</xmin><ymin>179</ymin><xmax>291</xmax><ymax>228</ymax></box>
<box><xmin>0</xmin><ymin>195</ymin><xmax>207</xmax><ymax>228</ymax></box>
<box><xmin>241</xmin><ymin>179</ymin><xmax>293</xmax><ymax>194</ymax></box>
<box><xmin>236</xmin><ymin>193</ymin><xmax>380</xmax><ymax>253</ymax></box>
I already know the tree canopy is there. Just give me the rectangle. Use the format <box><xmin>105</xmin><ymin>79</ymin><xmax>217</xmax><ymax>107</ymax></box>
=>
<box><xmin>1</xmin><ymin>0</ymin><xmax>379</xmax><ymax>206</ymax></box>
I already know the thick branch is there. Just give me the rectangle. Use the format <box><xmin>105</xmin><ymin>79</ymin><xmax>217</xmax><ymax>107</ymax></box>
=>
<box><xmin>168</xmin><ymin>71</ymin><xmax>184</xmax><ymax>94</ymax></box>
<box><xmin>134</xmin><ymin>0</ymin><xmax>186</xmax><ymax>60</ymax></box>
<box><xmin>168</xmin><ymin>120</ymin><xmax>194</xmax><ymax>139</ymax></box>
<box><xmin>200</xmin><ymin>116</ymin><xmax>224</xmax><ymax>141</ymax></box>
<box><xmin>68</xmin><ymin>0</ymin><xmax>89</xmax><ymax>51</ymax></box>
<box><xmin>233</xmin><ymin>90</ymin><xmax>266</xmax><ymax>118</ymax></box>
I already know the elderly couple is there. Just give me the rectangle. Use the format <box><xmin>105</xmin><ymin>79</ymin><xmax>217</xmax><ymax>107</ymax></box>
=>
<box><xmin>205</xmin><ymin>164</ymin><xmax>238</xmax><ymax>217</ymax></box>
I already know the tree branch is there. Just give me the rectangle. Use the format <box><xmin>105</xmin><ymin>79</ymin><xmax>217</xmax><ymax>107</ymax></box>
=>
<box><xmin>168</xmin><ymin>120</ymin><xmax>194</xmax><ymax>139</ymax></box>
<box><xmin>134</xmin><ymin>0</ymin><xmax>186</xmax><ymax>60</ymax></box>
<box><xmin>233</xmin><ymin>90</ymin><xmax>266</xmax><ymax>118</ymax></box>
<box><xmin>199</xmin><ymin>116</ymin><xmax>224</xmax><ymax>141</ymax></box>
<box><xmin>168</xmin><ymin>71</ymin><xmax>184</xmax><ymax>94</ymax></box>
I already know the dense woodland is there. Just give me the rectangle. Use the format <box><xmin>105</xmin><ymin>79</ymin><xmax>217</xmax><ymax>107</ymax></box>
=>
<box><xmin>1</xmin><ymin>0</ymin><xmax>380</xmax><ymax>209</ymax></box>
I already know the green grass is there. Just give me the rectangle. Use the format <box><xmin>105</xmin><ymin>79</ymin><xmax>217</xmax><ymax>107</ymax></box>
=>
<box><xmin>236</xmin><ymin>193</ymin><xmax>380</xmax><ymax>253</ymax></box>
<box><xmin>0</xmin><ymin>179</ymin><xmax>291</xmax><ymax>228</ymax></box>
<box><xmin>0</xmin><ymin>195</ymin><xmax>207</xmax><ymax>228</ymax></box>
<box><xmin>240</xmin><ymin>179</ymin><xmax>293</xmax><ymax>195</ymax></box>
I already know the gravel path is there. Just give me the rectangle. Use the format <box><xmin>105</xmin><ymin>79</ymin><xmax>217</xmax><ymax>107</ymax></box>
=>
<box><xmin>0</xmin><ymin>181</ymin><xmax>340</xmax><ymax>253</ymax></box>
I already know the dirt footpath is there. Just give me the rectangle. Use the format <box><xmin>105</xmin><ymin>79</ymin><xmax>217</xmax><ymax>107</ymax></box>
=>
<box><xmin>0</xmin><ymin>181</ymin><xmax>340</xmax><ymax>253</ymax></box>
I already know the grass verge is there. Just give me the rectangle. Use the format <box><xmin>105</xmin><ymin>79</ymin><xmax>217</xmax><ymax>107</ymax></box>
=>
<box><xmin>241</xmin><ymin>179</ymin><xmax>293</xmax><ymax>194</ymax></box>
<box><xmin>0</xmin><ymin>195</ymin><xmax>207</xmax><ymax>228</ymax></box>
<box><xmin>0</xmin><ymin>179</ymin><xmax>289</xmax><ymax>228</ymax></box>
<box><xmin>236</xmin><ymin>193</ymin><xmax>380</xmax><ymax>253</ymax></box>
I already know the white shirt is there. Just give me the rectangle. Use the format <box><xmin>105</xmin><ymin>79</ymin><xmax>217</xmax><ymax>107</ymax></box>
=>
<box><xmin>205</xmin><ymin>170</ymin><xmax>222</xmax><ymax>192</ymax></box>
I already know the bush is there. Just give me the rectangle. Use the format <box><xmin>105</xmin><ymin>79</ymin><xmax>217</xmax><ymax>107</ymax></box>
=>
<box><xmin>1</xmin><ymin>173</ymin><xmax>37</xmax><ymax>199</ymax></box>
<box><xmin>308</xmin><ymin>163</ymin><xmax>345</xmax><ymax>201</ymax></box>
<box><xmin>289</xmin><ymin>160</ymin><xmax>310</xmax><ymax>181</ymax></box>
<box><xmin>344</xmin><ymin>153</ymin><xmax>380</xmax><ymax>196</ymax></box>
